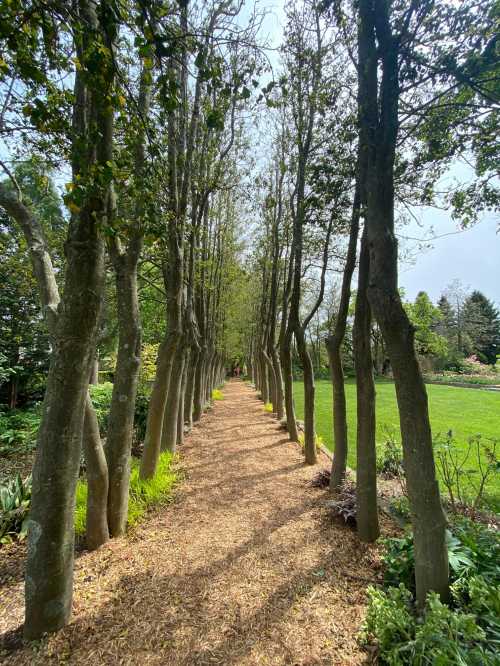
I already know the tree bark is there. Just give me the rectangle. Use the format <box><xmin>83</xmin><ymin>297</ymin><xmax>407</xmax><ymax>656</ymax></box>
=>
<box><xmin>354</xmin><ymin>234</ymin><xmax>379</xmax><ymax>542</ymax></box>
<box><xmin>105</xmin><ymin>261</ymin><xmax>141</xmax><ymax>536</ymax></box>
<box><xmin>358</xmin><ymin>0</ymin><xmax>449</xmax><ymax>605</ymax></box>
<box><xmin>83</xmin><ymin>393</ymin><xmax>109</xmax><ymax>550</ymax></box>
<box><xmin>327</xmin><ymin>183</ymin><xmax>361</xmax><ymax>491</ymax></box>
<box><xmin>295</xmin><ymin>327</ymin><xmax>317</xmax><ymax>464</ymax></box>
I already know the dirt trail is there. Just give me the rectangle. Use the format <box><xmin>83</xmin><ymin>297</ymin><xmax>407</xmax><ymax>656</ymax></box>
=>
<box><xmin>1</xmin><ymin>380</ymin><xmax>381</xmax><ymax>665</ymax></box>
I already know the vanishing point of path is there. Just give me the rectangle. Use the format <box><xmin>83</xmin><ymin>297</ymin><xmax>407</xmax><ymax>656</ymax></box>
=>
<box><xmin>1</xmin><ymin>380</ymin><xmax>382</xmax><ymax>665</ymax></box>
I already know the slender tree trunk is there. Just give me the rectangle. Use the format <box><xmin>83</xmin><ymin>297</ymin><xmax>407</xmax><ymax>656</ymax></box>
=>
<box><xmin>161</xmin><ymin>341</ymin><xmax>185</xmax><ymax>453</ymax></box>
<box><xmin>270</xmin><ymin>345</ymin><xmax>285</xmax><ymax>419</ymax></box>
<box><xmin>139</xmin><ymin>331</ymin><xmax>176</xmax><ymax>478</ymax></box>
<box><xmin>83</xmin><ymin>393</ymin><xmax>109</xmax><ymax>550</ymax></box>
<box><xmin>328</xmin><ymin>183</ymin><xmax>361</xmax><ymax>490</ymax></box>
<box><xmin>184</xmin><ymin>350</ymin><xmax>197</xmax><ymax>430</ymax></box>
<box><xmin>280</xmin><ymin>335</ymin><xmax>299</xmax><ymax>441</ymax></box>
<box><xmin>295</xmin><ymin>327</ymin><xmax>317</xmax><ymax>464</ymax></box>
<box><xmin>177</xmin><ymin>350</ymin><xmax>189</xmax><ymax>446</ymax></box>
<box><xmin>105</xmin><ymin>263</ymin><xmax>141</xmax><ymax>536</ymax></box>
<box><xmin>358</xmin><ymin>0</ymin><xmax>449</xmax><ymax>606</ymax></box>
<box><xmin>354</xmin><ymin>235</ymin><xmax>379</xmax><ymax>542</ymax></box>
<box><xmin>193</xmin><ymin>348</ymin><xmax>206</xmax><ymax>421</ymax></box>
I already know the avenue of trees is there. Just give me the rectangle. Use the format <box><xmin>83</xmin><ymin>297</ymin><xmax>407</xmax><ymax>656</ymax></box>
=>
<box><xmin>0</xmin><ymin>0</ymin><xmax>498</xmax><ymax>645</ymax></box>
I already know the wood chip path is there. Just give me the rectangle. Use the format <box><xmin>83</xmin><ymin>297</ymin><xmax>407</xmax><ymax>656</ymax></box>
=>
<box><xmin>1</xmin><ymin>380</ymin><xmax>383</xmax><ymax>665</ymax></box>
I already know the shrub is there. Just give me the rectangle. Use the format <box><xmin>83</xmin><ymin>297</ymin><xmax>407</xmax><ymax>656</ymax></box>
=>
<box><xmin>298</xmin><ymin>431</ymin><xmax>324</xmax><ymax>452</ymax></box>
<box><xmin>264</xmin><ymin>402</ymin><xmax>273</xmax><ymax>412</ymax></box>
<box><xmin>212</xmin><ymin>388</ymin><xmax>224</xmax><ymax>401</ymax></box>
<box><xmin>0</xmin><ymin>406</ymin><xmax>41</xmax><ymax>456</ymax></box>
<box><xmin>75</xmin><ymin>451</ymin><xmax>177</xmax><ymax>536</ymax></box>
<box><xmin>364</xmin><ymin>519</ymin><xmax>500</xmax><ymax>664</ymax></box>
<box><xmin>89</xmin><ymin>382</ymin><xmax>114</xmax><ymax>435</ymax></box>
<box><xmin>0</xmin><ymin>473</ymin><xmax>32</xmax><ymax>543</ymax></box>
<box><xmin>434</xmin><ymin>431</ymin><xmax>498</xmax><ymax>514</ymax></box>
<box><xmin>311</xmin><ymin>468</ymin><xmax>331</xmax><ymax>488</ymax></box>
<box><xmin>376</xmin><ymin>425</ymin><xmax>404</xmax><ymax>478</ymax></box>
<box><xmin>326</xmin><ymin>481</ymin><xmax>357</xmax><ymax>525</ymax></box>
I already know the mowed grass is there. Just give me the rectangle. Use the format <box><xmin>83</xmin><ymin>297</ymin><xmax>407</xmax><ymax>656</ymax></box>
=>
<box><xmin>293</xmin><ymin>379</ymin><xmax>500</xmax><ymax>510</ymax></box>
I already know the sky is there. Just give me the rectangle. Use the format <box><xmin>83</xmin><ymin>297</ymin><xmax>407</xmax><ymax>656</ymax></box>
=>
<box><xmin>254</xmin><ymin>0</ymin><xmax>500</xmax><ymax>307</ymax></box>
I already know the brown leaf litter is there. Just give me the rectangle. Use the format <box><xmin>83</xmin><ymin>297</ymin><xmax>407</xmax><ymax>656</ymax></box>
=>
<box><xmin>0</xmin><ymin>380</ymin><xmax>392</xmax><ymax>665</ymax></box>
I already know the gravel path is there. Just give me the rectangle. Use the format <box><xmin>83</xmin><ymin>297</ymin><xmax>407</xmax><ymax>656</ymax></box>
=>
<box><xmin>1</xmin><ymin>380</ymin><xmax>382</xmax><ymax>665</ymax></box>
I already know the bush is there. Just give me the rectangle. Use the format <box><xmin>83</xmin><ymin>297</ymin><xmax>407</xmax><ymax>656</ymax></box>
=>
<box><xmin>264</xmin><ymin>402</ymin><xmax>273</xmax><ymax>413</ymax></box>
<box><xmin>376</xmin><ymin>426</ymin><xmax>404</xmax><ymax>478</ymax></box>
<box><xmin>75</xmin><ymin>451</ymin><xmax>177</xmax><ymax>536</ymax></box>
<box><xmin>0</xmin><ymin>406</ymin><xmax>41</xmax><ymax>457</ymax></box>
<box><xmin>212</xmin><ymin>388</ymin><xmax>224</xmax><ymax>401</ymax></box>
<box><xmin>0</xmin><ymin>473</ymin><xmax>32</xmax><ymax>543</ymax></box>
<box><xmin>89</xmin><ymin>382</ymin><xmax>114</xmax><ymax>435</ymax></box>
<box><xmin>298</xmin><ymin>431</ymin><xmax>324</xmax><ymax>452</ymax></box>
<box><xmin>364</xmin><ymin>519</ymin><xmax>500</xmax><ymax>664</ymax></box>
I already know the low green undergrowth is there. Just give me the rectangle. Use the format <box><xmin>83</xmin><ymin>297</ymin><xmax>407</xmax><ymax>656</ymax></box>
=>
<box><xmin>212</xmin><ymin>388</ymin><xmax>224</xmax><ymax>401</ymax></box>
<box><xmin>264</xmin><ymin>402</ymin><xmax>273</xmax><ymax>413</ymax></box>
<box><xmin>0</xmin><ymin>473</ymin><xmax>32</xmax><ymax>543</ymax></box>
<box><xmin>75</xmin><ymin>451</ymin><xmax>178</xmax><ymax>536</ymax></box>
<box><xmin>363</xmin><ymin>518</ymin><xmax>500</xmax><ymax>664</ymax></box>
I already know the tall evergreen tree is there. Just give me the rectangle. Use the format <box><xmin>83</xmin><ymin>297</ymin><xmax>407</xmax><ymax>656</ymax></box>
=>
<box><xmin>463</xmin><ymin>291</ymin><xmax>500</xmax><ymax>364</ymax></box>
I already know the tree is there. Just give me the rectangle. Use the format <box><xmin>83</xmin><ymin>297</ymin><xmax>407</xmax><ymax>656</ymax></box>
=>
<box><xmin>463</xmin><ymin>291</ymin><xmax>500</xmax><ymax>364</ymax></box>
<box><xmin>357</xmin><ymin>0</ymin><xmax>449</xmax><ymax>607</ymax></box>
<box><xmin>406</xmin><ymin>291</ymin><xmax>448</xmax><ymax>360</ymax></box>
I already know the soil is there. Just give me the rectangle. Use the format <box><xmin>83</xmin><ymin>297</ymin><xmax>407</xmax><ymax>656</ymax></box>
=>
<box><xmin>0</xmin><ymin>380</ymin><xmax>391</xmax><ymax>665</ymax></box>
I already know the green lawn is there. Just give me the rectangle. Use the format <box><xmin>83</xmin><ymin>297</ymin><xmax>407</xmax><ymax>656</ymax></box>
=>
<box><xmin>292</xmin><ymin>379</ymin><xmax>500</xmax><ymax>510</ymax></box>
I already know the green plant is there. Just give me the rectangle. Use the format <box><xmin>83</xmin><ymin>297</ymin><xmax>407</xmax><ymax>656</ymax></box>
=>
<box><xmin>435</xmin><ymin>431</ymin><xmax>499</xmax><ymax>515</ymax></box>
<box><xmin>365</xmin><ymin>519</ymin><xmax>500</xmax><ymax>664</ymax></box>
<box><xmin>0</xmin><ymin>473</ymin><xmax>32</xmax><ymax>543</ymax></box>
<box><xmin>389</xmin><ymin>496</ymin><xmax>411</xmax><ymax>520</ymax></box>
<box><xmin>0</xmin><ymin>406</ymin><xmax>41</xmax><ymax>456</ymax></box>
<box><xmin>212</xmin><ymin>388</ymin><xmax>224</xmax><ymax>401</ymax></box>
<box><xmin>363</xmin><ymin>584</ymin><xmax>492</xmax><ymax>665</ymax></box>
<box><xmin>89</xmin><ymin>382</ymin><xmax>114</xmax><ymax>435</ymax></box>
<box><xmin>326</xmin><ymin>481</ymin><xmax>357</xmax><ymax>525</ymax></box>
<box><xmin>264</xmin><ymin>402</ymin><xmax>273</xmax><ymax>412</ymax></box>
<box><xmin>376</xmin><ymin>425</ymin><xmax>404</xmax><ymax>478</ymax></box>
<box><xmin>75</xmin><ymin>451</ymin><xmax>177</xmax><ymax>536</ymax></box>
<box><xmin>298</xmin><ymin>431</ymin><xmax>323</xmax><ymax>452</ymax></box>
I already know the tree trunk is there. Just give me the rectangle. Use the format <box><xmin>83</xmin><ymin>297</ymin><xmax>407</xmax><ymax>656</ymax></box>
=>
<box><xmin>184</xmin><ymin>350</ymin><xmax>198</xmax><ymax>430</ymax></box>
<box><xmin>358</xmin><ymin>0</ymin><xmax>449</xmax><ymax>606</ymax></box>
<box><xmin>83</xmin><ymin>393</ymin><xmax>109</xmax><ymax>550</ymax></box>
<box><xmin>139</xmin><ymin>331</ymin><xmax>175</xmax><ymax>478</ymax></box>
<box><xmin>295</xmin><ymin>327</ymin><xmax>316</xmax><ymax>464</ymax></box>
<box><xmin>193</xmin><ymin>348</ymin><xmax>206</xmax><ymax>421</ymax></box>
<box><xmin>280</xmin><ymin>335</ymin><xmax>299</xmax><ymax>441</ymax></box>
<box><xmin>354</xmin><ymin>235</ymin><xmax>379</xmax><ymax>542</ymax></box>
<box><xmin>327</xmin><ymin>183</ymin><xmax>361</xmax><ymax>491</ymax></box>
<box><xmin>270</xmin><ymin>345</ymin><xmax>285</xmax><ymax>420</ymax></box>
<box><xmin>24</xmin><ymin>228</ymin><xmax>105</xmax><ymax>639</ymax></box>
<box><xmin>177</xmin><ymin>349</ymin><xmax>189</xmax><ymax>445</ymax></box>
<box><xmin>105</xmin><ymin>263</ymin><xmax>141</xmax><ymax>536</ymax></box>
<box><xmin>161</xmin><ymin>342</ymin><xmax>185</xmax><ymax>453</ymax></box>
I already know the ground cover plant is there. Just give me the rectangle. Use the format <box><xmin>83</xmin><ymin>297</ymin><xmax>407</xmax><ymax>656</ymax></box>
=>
<box><xmin>363</xmin><ymin>518</ymin><xmax>500</xmax><ymax>664</ymax></box>
<box><xmin>293</xmin><ymin>380</ymin><xmax>500</xmax><ymax>509</ymax></box>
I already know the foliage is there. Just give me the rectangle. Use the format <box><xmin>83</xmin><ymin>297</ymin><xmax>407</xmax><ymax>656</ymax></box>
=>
<box><xmin>89</xmin><ymin>382</ymin><xmax>114</xmax><ymax>435</ymax></box>
<box><xmin>138</xmin><ymin>343</ymin><xmax>159</xmax><ymax>388</ymax></box>
<box><xmin>326</xmin><ymin>481</ymin><xmax>357</xmax><ymax>525</ymax></box>
<box><xmin>365</xmin><ymin>519</ymin><xmax>500</xmax><ymax>664</ymax></box>
<box><xmin>435</xmin><ymin>431</ymin><xmax>499</xmax><ymax>514</ymax></box>
<box><xmin>376</xmin><ymin>426</ymin><xmax>404</xmax><ymax>478</ymax></box>
<box><xmin>405</xmin><ymin>291</ymin><xmax>448</xmax><ymax>359</ymax></box>
<box><xmin>0</xmin><ymin>473</ymin><xmax>32</xmax><ymax>543</ymax></box>
<box><xmin>212</xmin><ymin>389</ymin><xmax>224</xmax><ymax>401</ymax></box>
<box><xmin>75</xmin><ymin>452</ymin><xmax>177</xmax><ymax>537</ymax></box>
<box><xmin>298</xmin><ymin>431</ymin><xmax>324</xmax><ymax>452</ymax></box>
<box><xmin>0</xmin><ymin>405</ymin><xmax>41</xmax><ymax>456</ymax></box>
<box><xmin>311</xmin><ymin>468</ymin><xmax>331</xmax><ymax>488</ymax></box>
<box><xmin>264</xmin><ymin>402</ymin><xmax>273</xmax><ymax>413</ymax></box>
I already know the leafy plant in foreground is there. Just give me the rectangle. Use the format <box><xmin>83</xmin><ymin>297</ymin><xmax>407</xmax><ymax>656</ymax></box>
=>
<box><xmin>0</xmin><ymin>473</ymin><xmax>32</xmax><ymax>543</ymax></box>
